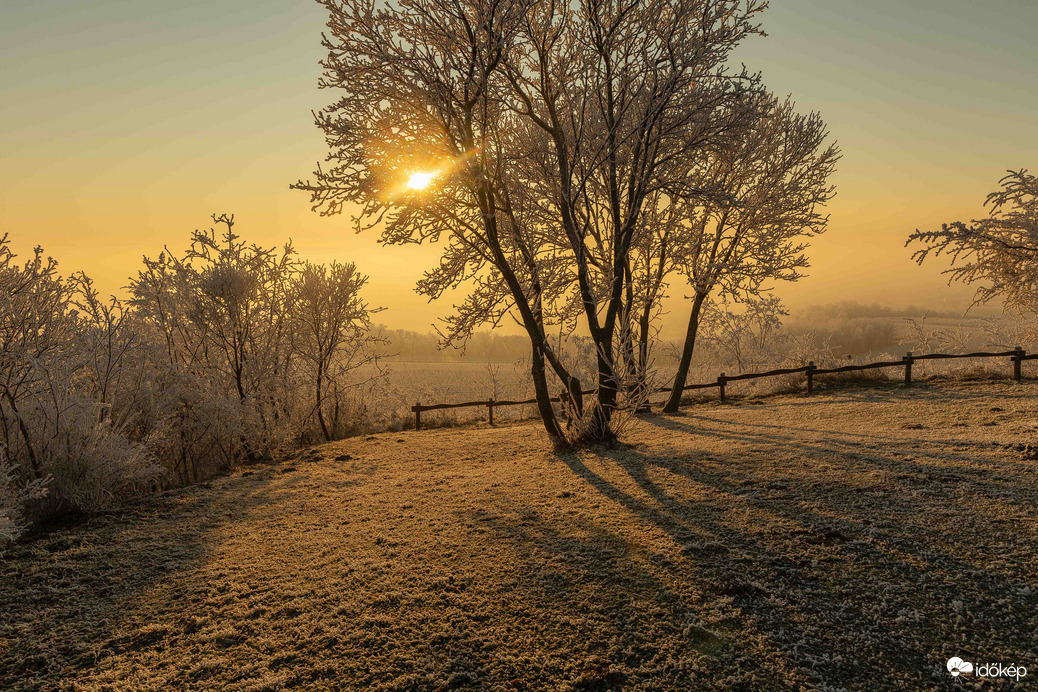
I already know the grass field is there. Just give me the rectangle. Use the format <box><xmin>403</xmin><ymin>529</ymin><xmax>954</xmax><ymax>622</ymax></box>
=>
<box><xmin>2</xmin><ymin>380</ymin><xmax>1036</xmax><ymax>690</ymax></box>
<box><xmin>366</xmin><ymin>310</ymin><xmax>1028</xmax><ymax>431</ymax></box>
<box><xmin>373</xmin><ymin>346</ymin><xmax>1028</xmax><ymax>431</ymax></box>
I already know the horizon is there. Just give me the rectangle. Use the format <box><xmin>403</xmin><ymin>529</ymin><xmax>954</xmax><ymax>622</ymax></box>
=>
<box><xmin>2</xmin><ymin>0</ymin><xmax>1036</xmax><ymax>341</ymax></box>
<box><xmin>3</xmin><ymin>4</ymin><xmax>1037</xmax><ymax>687</ymax></box>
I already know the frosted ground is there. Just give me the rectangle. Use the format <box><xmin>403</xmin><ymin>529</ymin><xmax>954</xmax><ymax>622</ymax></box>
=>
<box><xmin>1</xmin><ymin>380</ymin><xmax>1035</xmax><ymax>691</ymax></box>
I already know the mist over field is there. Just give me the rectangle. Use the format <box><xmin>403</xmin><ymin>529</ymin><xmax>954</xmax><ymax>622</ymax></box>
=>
<box><xmin>2</xmin><ymin>0</ymin><xmax>1037</xmax><ymax>690</ymax></box>
<box><xmin>356</xmin><ymin>302</ymin><xmax>1023</xmax><ymax>427</ymax></box>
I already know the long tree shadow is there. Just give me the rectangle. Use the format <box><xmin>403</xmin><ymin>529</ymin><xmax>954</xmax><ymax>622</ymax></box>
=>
<box><xmin>464</xmin><ymin>501</ymin><xmax>808</xmax><ymax>691</ymax></box>
<box><xmin>646</xmin><ymin>413</ymin><xmax>1036</xmax><ymax>508</ymax></box>
<box><xmin>553</xmin><ymin>424</ymin><xmax>1038</xmax><ymax>691</ymax></box>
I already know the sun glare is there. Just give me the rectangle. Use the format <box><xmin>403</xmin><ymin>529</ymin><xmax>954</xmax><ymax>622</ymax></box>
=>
<box><xmin>406</xmin><ymin>171</ymin><xmax>436</xmax><ymax>190</ymax></box>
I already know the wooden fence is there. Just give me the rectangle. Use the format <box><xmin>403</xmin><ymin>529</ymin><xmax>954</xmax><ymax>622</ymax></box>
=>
<box><xmin>411</xmin><ymin>347</ymin><xmax>1034</xmax><ymax>431</ymax></box>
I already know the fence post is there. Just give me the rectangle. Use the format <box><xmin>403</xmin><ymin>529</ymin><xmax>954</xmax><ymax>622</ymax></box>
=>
<box><xmin>414</xmin><ymin>402</ymin><xmax>421</xmax><ymax>431</ymax></box>
<box><xmin>718</xmin><ymin>373</ymin><xmax>727</xmax><ymax>402</ymax></box>
<box><xmin>488</xmin><ymin>397</ymin><xmax>495</xmax><ymax>425</ymax></box>
<box><xmin>1013</xmin><ymin>346</ymin><xmax>1024</xmax><ymax>381</ymax></box>
<box><xmin>806</xmin><ymin>361</ymin><xmax>815</xmax><ymax>394</ymax></box>
<box><xmin>903</xmin><ymin>352</ymin><xmax>913</xmax><ymax>386</ymax></box>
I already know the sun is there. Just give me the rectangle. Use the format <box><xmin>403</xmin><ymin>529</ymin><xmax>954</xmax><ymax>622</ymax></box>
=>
<box><xmin>406</xmin><ymin>171</ymin><xmax>436</xmax><ymax>190</ymax></box>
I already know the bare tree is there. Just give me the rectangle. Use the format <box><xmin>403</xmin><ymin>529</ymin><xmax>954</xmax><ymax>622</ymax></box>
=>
<box><xmin>131</xmin><ymin>214</ymin><xmax>300</xmax><ymax>463</ymax></box>
<box><xmin>698</xmin><ymin>293</ymin><xmax>786</xmax><ymax>372</ymax></box>
<box><xmin>294</xmin><ymin>0</ymin><xmax>766</xmax><ymax>445</ymax></box>
<box><xmin>291</xmin><ymin>261</ymin><xmax>383</xmax><ymax>441</ymax></box>
<box><xmin>0</xmin><ymin>237</ymin><xmax>76</xmax><ymax>480</ymax></box>
<box><xmin>908</xmin><ymin>170</ymin><xmax>1038</xmax><ymax>315</ymax></box>
<box><xmin>662</xmin><ymin>96</ymin><xmax>838</xmax><ymax>411</ymax></box>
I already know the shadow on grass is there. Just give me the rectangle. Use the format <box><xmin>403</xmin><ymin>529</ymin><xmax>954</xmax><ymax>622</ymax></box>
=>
<box><xmin>539</xmin><ymin>407</ymin><xmax>1038</xmax><ymax>690</ymax></box>
<box><xmin>0</xmin><ymin>467</ymin><xmax>320</xmax><ymax>689</ymax></box>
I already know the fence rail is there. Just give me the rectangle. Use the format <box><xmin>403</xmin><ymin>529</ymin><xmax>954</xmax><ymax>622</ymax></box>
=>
<box><xmin>411</xmin><ymin>347</ymin><xmax>1030</xmax><ymax>430</ymax></box>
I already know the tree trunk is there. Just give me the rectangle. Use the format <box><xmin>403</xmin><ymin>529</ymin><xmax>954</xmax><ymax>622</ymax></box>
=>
<box><xmin>587</xmin><ymin>337</ymin><xmax>618</xmax><ymax>443</ymax></box>
<box><xmin>4</xmin><ymin>390</ymin><xmax>41</xmax><ymax>479</ymax></box>
<box><xmin>632</xmin><ymin>300</ymin><xmax>654</xmax><ymax>407</ymax></box>
<box><xmin>663</xmin><ymin>290</ymin><xmax>709</xmax><ymax>413</ymax></box>
<box><xmin>620</xmin><ymin>261</ymin><xmax>638</xmax><ymax>391</ymax></box>
<box><xmin>477</xmin><ymin>189</ymin><xmax>570</xmax><ymax>447</ymax></box>
<box><xmin>530</xmin><ymin>342</ymin><xmax>566</xmax><ymax>447</ymax></box>
<box><xmin>315</xmin><ymin>364</ymin><xmax>331</xmax><ymax>442</ymax></box>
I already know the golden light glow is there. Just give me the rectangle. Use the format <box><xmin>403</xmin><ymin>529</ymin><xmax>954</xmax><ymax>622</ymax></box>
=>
<box><xmin>4</xmin><ymin>3</ymin><xmax>1028</xmax><ymax>337</ymax></box>
<box><xmin>406</xmin><ymin>171</ymin><xmax>436</xmax><ymax>190</ymax></box>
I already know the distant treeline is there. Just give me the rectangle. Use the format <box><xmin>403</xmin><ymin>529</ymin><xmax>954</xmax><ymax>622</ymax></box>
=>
<box><xmin>792</xmin><ymin>301</ymin><xmax>971</xmax><ymax>321</ymax></box>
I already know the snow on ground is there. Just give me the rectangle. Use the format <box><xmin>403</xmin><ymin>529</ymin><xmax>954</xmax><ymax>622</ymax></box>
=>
<box><xmin>1</xmin><ymin>380</ymin><xmax>1036</xmax><ymax>691</ymax></box>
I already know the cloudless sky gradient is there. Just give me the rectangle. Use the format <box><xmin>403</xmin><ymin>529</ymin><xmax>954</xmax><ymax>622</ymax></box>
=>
<box><xmin>2</xmin><ymin>0</ymin><xmax>1036</xmax><ymax>336</ymax></box>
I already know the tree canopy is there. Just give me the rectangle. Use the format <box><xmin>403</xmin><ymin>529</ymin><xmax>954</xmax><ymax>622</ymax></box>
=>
<box><xmin>908</xmin><ymin>170</ymin><xmax>1038</xmax><ymax>315</ymax></box>
<box><xmin>295</xmin><ymin>0</ymin><xmax>836</xmax><ymax>445</ymax></box>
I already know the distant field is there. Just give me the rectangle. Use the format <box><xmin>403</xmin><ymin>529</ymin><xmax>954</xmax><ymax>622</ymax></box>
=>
<box><xmin>355</xmin><ymin>360</ymin><xmax>539</xmax><ymax>429</ymax></box>
<box><xmin>369</xmin><ymin>315</ymin><xmax>1029</xmax><ymax>429</ymax></box>
<box><xmin>369</xmin><ymin>359</ymin><xmax>725</xmax><ymax>427</ymax></box>
<box><xmin>3</xmin><ymin>380</ymin><xmax>1036</xmax><ymax>690</ymax></box>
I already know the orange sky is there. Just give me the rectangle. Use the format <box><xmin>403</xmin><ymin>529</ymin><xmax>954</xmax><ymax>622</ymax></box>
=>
<box><xmin>2</xmin><ymin>0</ymin><xmax>1036</xmax><ymax>339</ymax></box>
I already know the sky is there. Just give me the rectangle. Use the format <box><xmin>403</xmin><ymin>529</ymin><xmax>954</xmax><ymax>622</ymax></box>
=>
<box><xmin>1</xmin><ymin>0</ymin><xmax>1036</xmax><ymax>338</ymax></box>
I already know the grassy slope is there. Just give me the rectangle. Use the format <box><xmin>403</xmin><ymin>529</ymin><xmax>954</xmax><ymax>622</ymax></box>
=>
<box><xmin>1</xmin><ymin>381</ymin><xmax>1036</xmax><ymax>691</ymax></box>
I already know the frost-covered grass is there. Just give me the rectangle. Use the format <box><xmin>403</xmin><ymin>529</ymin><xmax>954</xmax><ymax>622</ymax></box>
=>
<box><xmin>1</xmin><ymin>380</ymin><xmax>1036</xmax><ymax>691</ymax></box>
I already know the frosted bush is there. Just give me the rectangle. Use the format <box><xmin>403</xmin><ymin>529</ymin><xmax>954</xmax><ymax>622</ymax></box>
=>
<box><xmin>1</xmin><ymin>454</ymin><xmax>48</xmax><ymax>551</ymax></box>
<box><xmin>37</xmin><ymin>407</ymin><xmax>163</xmax><ymax>513</ymax></box>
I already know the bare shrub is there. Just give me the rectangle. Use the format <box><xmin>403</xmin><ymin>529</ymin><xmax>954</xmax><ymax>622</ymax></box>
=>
<box><xmin>0</xmin><ymin>218</ymin><xmax>381</xmax><ymax>531</ymax></box>
<box><xmin>290</xmin><ymin>261</ymin><xmax>386</xmax><ymax>442</ymax></box>
<box><xmin>698</xmin><ymin>295</ymin><xmax>788</xmax><ymax>373</ymax></box>
<box><xmin>0</xmin><ymin>454</ymin><xmax>48</xmax><ymax>551</ymax></box>
<box><xmin>980</xmin><ymin>314</ymin><xmax>1037</xmax><ymax>352</ymax></box>
<box><xmin>36</xmin><ymin>408</ymin><xmax>162</xmax><ymax>514</ymax></box>
<box><xmin>130</xmin><ymin>214</ymin><xmax>304</xmax><ymax>461</ymax></box>
<box><xmin>0</xmin><ymin>236</ymin><xmax>162</xmax><ymax>523</ymax></box>
<box><xmin>130</xmin><ymin>215</ymin><xmax>383</xmax><ymax>464</ymax></box>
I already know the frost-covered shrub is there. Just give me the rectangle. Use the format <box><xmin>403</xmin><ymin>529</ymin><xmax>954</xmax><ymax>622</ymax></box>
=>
<box><xmin>1</xmin><ymin>454</ymin><xmax>48</xmax><ymax>551</ymax></box>
<box><xmin>36</xmin><ymin>407</ymin><xmax>163</xmax><ymax>513</ymax></box>
<box><xmin>129</xmin><ymin>215</ymin><xmax>384</xmax><ymax>461</ymax></box>
<box><xmin>0</xmin><ymin>221</ymin><xmax>380</xmax><ymax>531</ymax></box>
<box><xmin>698</xmin><ymin>295</ymin><xmax>788</xmax><ymax>373</ymax></box>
